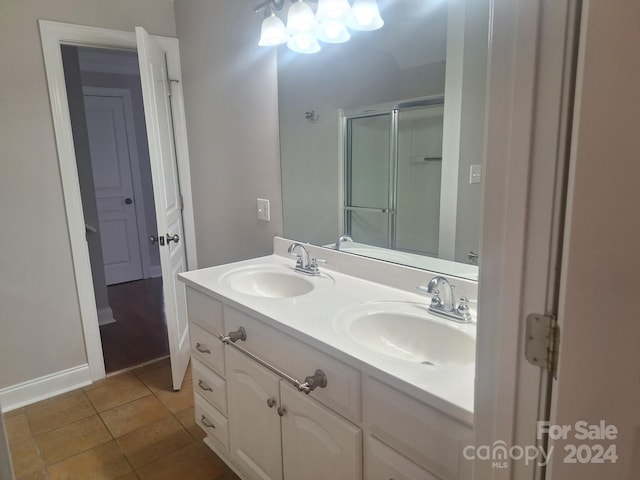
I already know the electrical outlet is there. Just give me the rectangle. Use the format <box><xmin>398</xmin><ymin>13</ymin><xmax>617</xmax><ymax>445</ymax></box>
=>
<box><xmin>469</xmin><ymin>164</ymin><xmax>482</xmax><ymax>184</ymax></box>
<box><xmin>257</xmin><ymin>198</ymin><xmax>270</xmax><ymax>221</ymax></box>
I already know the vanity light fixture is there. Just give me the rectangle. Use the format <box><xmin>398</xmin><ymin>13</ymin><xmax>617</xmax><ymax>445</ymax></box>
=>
<box><xmin>254</xmin><ymin>0</ymin><xmax>384</xmax><ymax>54</ymax></box>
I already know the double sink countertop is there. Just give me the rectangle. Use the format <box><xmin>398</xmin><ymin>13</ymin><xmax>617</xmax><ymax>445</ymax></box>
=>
<box><xmin>178</xmin><ymin>237</ymin><xmax>477</xmax><ymax>426</ymax></box>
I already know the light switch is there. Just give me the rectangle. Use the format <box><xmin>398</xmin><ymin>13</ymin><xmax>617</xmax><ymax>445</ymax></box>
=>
<box><xmin>469</xmin><ymin>164</ymin><xmax>482</xmax><ymax>184</ymax></box>
<box><xmin>257</xmin><ymin>198</ymin><xmax>270</xmax><ymax>221</ymax></box>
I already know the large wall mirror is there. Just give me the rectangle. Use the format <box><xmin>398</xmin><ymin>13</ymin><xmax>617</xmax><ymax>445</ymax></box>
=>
<box><xmin>278</xmin><ymin>0</ymin><xmax>489</xmax><ymax>280</ymax></box>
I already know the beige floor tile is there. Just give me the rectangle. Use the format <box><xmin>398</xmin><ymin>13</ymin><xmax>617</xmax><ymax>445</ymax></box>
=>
<box><xmin>174</xmin><ymin>407</ymin><xmax>206</xmax><ymax>441</ymax></box>
<box><xmin>9</xmin><ymin>437</ymin><xmax>45</xmax><ymax>479</ymax></box>
<box><xmin>47</xmin><ymin>441</ymin><xmax>132</xmax><ymax>480</ymax></box>
<box><xmin>136</xmin><ymin>364</ymin><xmax>172</xmax><ymax>393</ymax></box>
<box><xmin>15</xmin><ymin>467</ymin><xmax>49</xmax><ymax>480</ymax></box>
<box><xmin>100</xmin><ymin>396</ymin><xmax>171</xmax><ymax>438</ymax></box>
<box><xmin>5</xmin><ymin>413</ymin><xmax>33</xmax><ymax>444</ymax></box>
<box><xmin>116</xmin><ymin>473</ymin><xmax>140</xmax><ymax>480</ymax></box>
<box><xmin>26</xmin><ymin>391</ymin><xmax>95</xmax><ymax>436</ymax></box>
<box><xmin>36</xmin><ymin>415</ymin><xmax>112</xmax><ymax>465</ymax></box>
<box><xmin>117</xmin><ymin>417</ymin><xmax>192</xmax><ymax>468</ymax></box>
<box><xmin>154</xmin><ymin>381</ymin><xmax>194</xmax><ymax>413</ymax></box>
<box><xmin>136</xmin><ymin>443</ymin><xmax>227</xmax><ymax>480</ymax></box>
<box><xmin>86</xmin><ymin>373</ymin><xmax>151</xmax><ymax>412</ymax></box>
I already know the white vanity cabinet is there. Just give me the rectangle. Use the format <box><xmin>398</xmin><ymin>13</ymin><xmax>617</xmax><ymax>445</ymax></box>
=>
<box><xmin>227</xmin><ymin>347</ymin><xmax>362</xmax><ymax>480</ymax></box>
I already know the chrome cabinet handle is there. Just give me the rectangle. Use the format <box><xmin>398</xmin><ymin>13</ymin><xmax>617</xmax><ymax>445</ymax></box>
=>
<box><xmin>200</xmin><ymin>415</ymin><xmax>215</xmax><ymax>429</ymax></box>
<box><xmin>167</xmin><ymin>233</ymin><xmax>180</xmax><ymax>244</ymax></box>
<box><xmin>266</xmin><ymin>398</ymin><xmax>276</xmax><ymax>408</ymax></box>
<box><xmin>298</xmin><ymin>369</ymin><xmax>327</xmax><ymax>394</ymax></box>
<box><xmin>195</xmin><ymin>342</ymin><xmax>211</xmax><ymax>354</ymax></box>
<box><xmin>220</xmin><ymin>327</ymin><xmax>247</xmax><ymax>344</ymax></box>
<box><xmin>198</xmin><ymin>379</ymin><xmax>213</xmax><ymax>392</ymax></box>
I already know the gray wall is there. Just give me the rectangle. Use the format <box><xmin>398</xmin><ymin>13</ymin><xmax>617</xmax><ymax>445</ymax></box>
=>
<box><xmin>174</xmin><ymin>0</ymin><xmax>283</xmax><ymax>267</ymax></box>
<box><xmin>0</xmin><ymin>0</ymin><xmax>176</xmax><ymax>388</ymax></box>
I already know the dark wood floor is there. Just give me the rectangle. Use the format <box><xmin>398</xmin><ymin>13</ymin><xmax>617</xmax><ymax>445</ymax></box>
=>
<box><xmin>101</xmin><ymin>277</ymin><xmax>169</xmax><ymax>373</ymax></box>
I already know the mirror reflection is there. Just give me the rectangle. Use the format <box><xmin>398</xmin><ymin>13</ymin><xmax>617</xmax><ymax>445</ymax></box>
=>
<box><xmin>278</xmin><ymin>0</ymin><xmax>488</xmax><ymax>280</ymax></box>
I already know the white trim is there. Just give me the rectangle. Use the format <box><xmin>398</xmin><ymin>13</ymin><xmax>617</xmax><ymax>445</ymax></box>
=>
<box><xmin>0</xmin><ymin>365</ymin><xmax>92</xmax><ymax>412</ymax></box>
<box><xmin>83</xmin><ymin>85</ymin><xmax>154</xmax><ymax>280</ymax></box>
<box><xmin>97</xmin><ymin>306</ymin><xmax>115</xmax><ymax>326</ymax></box>
<box><xmin>38</xmin><ymin>20</ymin><xmax>198</xmax><ymax>383</ymax></box>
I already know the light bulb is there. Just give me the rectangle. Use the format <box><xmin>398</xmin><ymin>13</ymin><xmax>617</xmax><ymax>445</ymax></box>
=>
<box><xmin>317</xmin><ymin>21</ymin><xmax>350</xmax><ymax>43</ymax></box>
<box><xmin>347</xmin><ymin>0</ymin><xmax>384</xmax><ymax>31</ymax></box>
<box><xmin>258</xmin><ymin>11</ymin><xmax>289</xmax><ymax>46</ymax></box>
<box><xmin>287</xmin><ymin>0</ymin><xmax>318</xmax><ymax>35</ymax></box>
<box><xmin>316</xmin><ymin>0</ymin><xmax>351</xmax><ymax>22</ymax></box>
<box><xmin>287</xmin><ymin>33</ymin><xmax>321</xmax><ymax>54</ymax></box>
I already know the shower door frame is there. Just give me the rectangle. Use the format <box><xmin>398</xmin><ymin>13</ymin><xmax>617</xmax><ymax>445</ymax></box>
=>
<box><xmin>341</xmin><ymin>95</ymin><xmax>446</xmax><ymax>253</ymax></box>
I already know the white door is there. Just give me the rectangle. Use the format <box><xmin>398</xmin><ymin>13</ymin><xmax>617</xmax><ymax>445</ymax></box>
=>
<box><xmin>280</xmin><ymin>381</ymin><xmax>362</xmax><ymax>480</ymax></box>
<box><xmin>84</xmin><ymin>94</ymin><xmax>143</xmax><ymax>285</ymax></box>
<box><xmin>227</xmin><ymin>348</ymin><xmax>283</xmax><ymax>480</ymax></box>
<box><xmin>136</xmin><ymin>27</ymin><xmax>190</xmax><ymax>390</ymax></box>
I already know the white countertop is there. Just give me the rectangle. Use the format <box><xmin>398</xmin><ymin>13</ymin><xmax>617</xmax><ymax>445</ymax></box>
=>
<box><xmin>179</xmin><ymin>250</ymin><xmax>476</xmax><ymax>426</ymax></box>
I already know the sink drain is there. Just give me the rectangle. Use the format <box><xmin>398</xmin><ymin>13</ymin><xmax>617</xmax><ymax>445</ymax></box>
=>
<box><xmin>421</xmin><ymin>360</ymin><xmax>435</xmax><ymax>366</ymax></box>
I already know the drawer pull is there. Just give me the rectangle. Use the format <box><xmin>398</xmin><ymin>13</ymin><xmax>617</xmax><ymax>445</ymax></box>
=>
<box><xmin>200</xmin><ymin>415</ymin><xmax>216</xmax><ymax>429</ymax></box>
<box><xmin>198</xmin><ymin>379</ymin><xmax>213</xmax><ymax>392</ymax></box>
<box><xmin>277</xmin><ymin>406</ymin><xmax>286</xmax><ymax>417</ymax></box>
<box><xmin>266</xmin><ymin>398</ymin><xmax>276</xmax><ymax>408</ymax></box>
<box><xmin>195</xmin><ymin>342</ymin><xmax>211</xmax><ymax>354</ymax></box>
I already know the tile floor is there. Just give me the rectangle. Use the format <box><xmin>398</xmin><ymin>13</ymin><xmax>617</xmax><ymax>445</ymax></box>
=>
<box><xmin>4</xmin><ymin>358</ymin><xmax>240</xmax><ymax>480</ymax></box>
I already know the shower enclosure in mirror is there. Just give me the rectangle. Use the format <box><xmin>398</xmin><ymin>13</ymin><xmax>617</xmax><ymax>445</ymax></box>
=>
<box><xmin>344</xmin><ymin>98</ymin><xmax>444</xmax><ymax>256</ymax></box>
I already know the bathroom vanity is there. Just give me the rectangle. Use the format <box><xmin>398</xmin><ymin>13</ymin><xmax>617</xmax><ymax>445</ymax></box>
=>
<box><xmin>178</xmin><ymin>237</ymin><xmax>476</xmax><ymax>480</ymax></box>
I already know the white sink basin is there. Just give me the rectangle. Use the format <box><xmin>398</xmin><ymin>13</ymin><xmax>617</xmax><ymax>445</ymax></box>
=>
<box><xmin>220</xmin><ymin>264</ymin><xmax>334</xmax><ymax>298</ymax></box>
<box><xmin>335</xmin><ymin>302</ymin><xmax>475</xmax><ymax>366</ymax></box>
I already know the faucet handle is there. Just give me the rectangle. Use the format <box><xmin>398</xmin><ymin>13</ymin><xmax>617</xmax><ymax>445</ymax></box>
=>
<box><xmin>456</xmin><ymin>296</ymin><xmax>472</xmax><ymax>320</ymax></box>
<box><xmin>430</xmin><ymin>289</ymin><xmax>443</xmax><ymax>308</ymax></box>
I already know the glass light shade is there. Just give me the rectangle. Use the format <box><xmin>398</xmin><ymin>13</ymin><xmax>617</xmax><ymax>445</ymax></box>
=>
<box><xmin>258</xmin><ymin>12</ymin><xmax>289</xmax><ymax>46</ymax></box>
<box><xmin>317</xmin><ymin>21</ymin><xmax>351</xmax><ymax>43</ymax></box>
<box><xmin>287</xmin><ymin>33</ymin><xmax>321</xmax><ymax>54</ymax></box>
<box><xmin>347</xmin><ymin>0</ymin><xmax>384</xmax><ymax>31</ymax></box>
<box><xmin>287</xmin><ymin>0</ymin><xmax>318</xmax><ymax>35</ymax></box>
<box><xmin>316</xmin><ymin>0</ymin><xmax>352</xmax><ymax>22</ymax></box>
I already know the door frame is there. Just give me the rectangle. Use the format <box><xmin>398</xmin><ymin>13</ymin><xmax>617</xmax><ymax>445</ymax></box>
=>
<box><xmin>39</xmin><ymin>20</ymin><xmax>198</xmax><ymax>381</ymax></box>
<box><xmin>83</xmin><ymin>85</ymin><xmax>158</xmax><ymax>281</ymax></box>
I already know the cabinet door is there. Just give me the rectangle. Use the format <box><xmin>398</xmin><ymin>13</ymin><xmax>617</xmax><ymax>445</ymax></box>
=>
<box><xmin>227</xmin><ymin>348</ymin><xmax>283</xmax><ymax>480</ymax></box>
<box><xmin>365</xmin><ymin>436</ymin><xmax>440</xmax><ymax>480</ymax></box>
<box><xmin>280</xmin><ymin>382</ymin><xmax>362</xmax><ymax>480</ymax></box>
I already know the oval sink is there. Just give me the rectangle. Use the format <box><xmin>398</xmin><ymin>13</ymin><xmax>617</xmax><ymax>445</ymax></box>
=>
<box><xmin>335</xmin><ymin>302</ymin><xmax>475</xmax><ymax>366</ymax></box>
<box><xmin>220</xmin><ymin>264</ymin><xmax>334</xmax><ymax>298</ymax></box>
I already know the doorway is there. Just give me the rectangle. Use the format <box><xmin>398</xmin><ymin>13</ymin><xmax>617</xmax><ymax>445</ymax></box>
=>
<box><xmin>61</xmin><ymin>45</ymin><xmax>169</xmax><ymax>373</ymax></box>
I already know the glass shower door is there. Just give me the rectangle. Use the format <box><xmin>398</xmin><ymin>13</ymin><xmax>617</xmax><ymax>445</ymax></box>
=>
<box><xmin>344</xmin><ymin>113</ymin><xmax>393</xmax><ymax>248</ymax></box>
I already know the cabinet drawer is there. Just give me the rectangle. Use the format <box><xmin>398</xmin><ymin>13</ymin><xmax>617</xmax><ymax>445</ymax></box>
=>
<box><xmin>365</xmin><ymin>436</ymin><xmax>440</xmax><ymax>480</ymax></box>
<box><xmin>225</xmin><ymin>305</ymin><xmax>361</xmax><ymax>422</ymax></box>
<box><xmin>195</xmin><ymin>393</ymin><xmax>229</xmax><ymax>451</ymax></box>
<box><xmin>192</xmin><ymin>359</ymin><xmax>227</xmax><ymax>414</ymax></box>
<box><xmin>190</xmin><ymin>323</ymin><xmax>225</xmax><ymax>376</ymax></box>
<box><xmin>363</xmin><ymin>377</ymin><xmax>473</xmax><ymax>480</ymax></box>
<box><xmin>187</xmin><ymin>287</ymin><xmax>224</xmax><ymax>335</ymax></box>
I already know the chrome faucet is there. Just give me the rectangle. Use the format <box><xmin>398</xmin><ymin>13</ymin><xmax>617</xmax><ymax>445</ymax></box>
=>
<box><xmin>417</xmin><ymin>275</ymin><xmax>472</xmax><ymax>323</ymax></box>
<box><xmin>287</xmin><ymin>242</ymin><xmax>321</xmax><ymax>276</ymax></box>
<box><xmin>335</xmin><ymin>235</ymin><xmax>353</xmax><ymax>250</ymax></box>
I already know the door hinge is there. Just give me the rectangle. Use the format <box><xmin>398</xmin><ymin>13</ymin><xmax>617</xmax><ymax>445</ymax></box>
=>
<box><xmin>179</xmin><ymin>194</ymin><xmax>184</xmax><ymax>211</ymax></box>
<box><xmin>525</xmin><ymin>313</ymin><xmax>560</xmax><ymax>378</ymax></box>
<box><xmin>167</xmin><ymin>78</ymin><xmax>180</xmax><ymax>97</ymax></box>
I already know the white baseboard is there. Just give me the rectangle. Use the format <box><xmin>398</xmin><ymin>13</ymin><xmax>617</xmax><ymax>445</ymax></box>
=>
<box><xmin>0</xmin><ymin>364</ymin><xmax>92</xmax><ymax>412</ymax></box>
<box><xmin>97</xmin><ymin>306</ymin><xmax>115</xmax><ymax>326</ymax></box>
<box><xmin>150</xmin><ymin>264</ymin><xmax>162</xmax><ymax>278</ymax></box>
